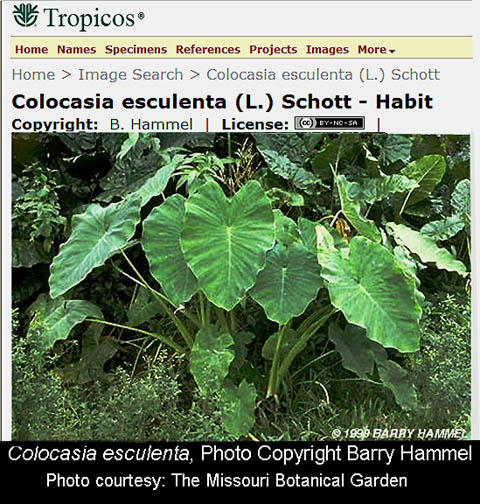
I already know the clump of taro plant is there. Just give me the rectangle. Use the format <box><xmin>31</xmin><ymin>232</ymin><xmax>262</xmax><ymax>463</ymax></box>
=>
<box><xmin>27</xmin><ymin>144</ymin><xmax>469</xmax><ymax>439</ymax></box>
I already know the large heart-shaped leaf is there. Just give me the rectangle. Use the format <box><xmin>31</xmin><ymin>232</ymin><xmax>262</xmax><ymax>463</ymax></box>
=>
<box><xmin>317</xmin><ymin>237</ymin><xmax>422</xmax><ymax>352</ymax></box>
<box><xmin>49</xmin><ymin>197</ymin><xmax>141</xmax><ymax>299</ymax></box>
<box><xmin>142</xmin><ymin>194</ymin><xmax>198</xmax><ymax>306</ymax></box>
<box><xmin>387</xmin><ymin>223</ymin><xmax>467</xmax><ymax>276</ymax></box>
<box><xmin>181</xmin><ymin>181</ymin><xmax>275</xmax><ymax>310</ymax></box>
<box><xmin>249</xmin><ymin>244</ymin><xmax>322</xmax><ymax>325</ymax></box>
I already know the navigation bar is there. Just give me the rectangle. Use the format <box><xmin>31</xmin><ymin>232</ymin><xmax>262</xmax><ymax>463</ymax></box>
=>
<box><xmin>11</xmin><ymin>36</ymin><xmax>472</xmax><ymax>59</ymax></box>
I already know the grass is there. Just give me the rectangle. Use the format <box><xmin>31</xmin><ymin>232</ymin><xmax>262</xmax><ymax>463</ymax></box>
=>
<box><xmin>11</xmin><ymin>291</ymin><xmax>471</xmax><ymax>442</ymax></box>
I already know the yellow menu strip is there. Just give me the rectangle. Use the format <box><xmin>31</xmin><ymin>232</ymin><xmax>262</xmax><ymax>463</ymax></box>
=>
<box><xmin>11</xmin><ymin>36</ymin><xmax>472</xmax><ymax>59</ymax></box>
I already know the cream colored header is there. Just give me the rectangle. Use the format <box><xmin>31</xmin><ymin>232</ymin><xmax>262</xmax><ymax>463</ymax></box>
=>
<box><xmin>11</xmin><ymin>36</ymin><xmax>472</xmax><ymax>59</ymax></box>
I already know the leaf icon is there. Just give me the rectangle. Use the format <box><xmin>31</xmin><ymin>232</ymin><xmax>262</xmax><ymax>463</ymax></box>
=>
<box><xmin>13</xmin><ymin>3</ymin><xmax>39</xmax><ymax>27</ymax></box>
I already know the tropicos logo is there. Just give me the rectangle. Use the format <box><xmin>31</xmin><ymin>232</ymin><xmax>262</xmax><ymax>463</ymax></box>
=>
<box><xmin>13</xmin><ymin>3</ymin><xmax>144</xmax><ymax>32</ymax></box>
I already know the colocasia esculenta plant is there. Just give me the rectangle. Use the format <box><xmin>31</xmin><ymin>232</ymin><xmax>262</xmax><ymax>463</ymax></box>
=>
<box><xmin>28</xmin><ymin>135</ymin><xmax>469</xmax><ymax>439</ymax></box>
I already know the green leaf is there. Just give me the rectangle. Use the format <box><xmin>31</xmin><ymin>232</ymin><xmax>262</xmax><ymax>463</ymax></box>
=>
<box><xmin>451</xmin><ymin>179</ymin><xmax>470</xmax><ymax>217</ymax></box>
<box><xmin>297</xmin><ymin>217</ymin><xmax>318</xmax><ymax>255</ymax></box>
<box><xmin>329</xmin><ymin>322</ymin><xmax>376</xmax><ymax>378</ymax></box>
<box><xmin>181</xmin><ymin>181</ymin><xmax>275</xmax><ymax>310</ymax></box>
<box><xmin>128</xmin><ymin>156</ymin><xmax>182</xmax><ymax>206</ymax></box>
<box><xmin>315</xmin><ymin>223</ymin><xmax>350</xmax><ymax>264</ymax></box>
<box><xmin>189</xmin><ymin>325</ymin><xmax>235</xmax><ymax>395</ymax></box>
<box><xmin>260</xmin><ymin>149</ymin><xmax>317</xmax><ymax>192</ymax></box>
<box><xmin>28</xmin><ymin>295</ymin><xmax>104</xmax><ymax>350</ymax></box>
<box><xmin>411</xmin><ymin>134</ymin><xmax>445</xmax><ymax>159</ymax></box>
<box><xmin>311</xmin><ymin>134</ymin><xmax>362</xmax><ymax>178</ymax></box>
<box><xmin>127</xmin><ymin>286</ymin><xmax>162</xmax><ymax>327</ymax></box>
<box><xmin>392</xmin><ymin>246</ymin><xmax>425</xmax><ymax>306</ymax></box>
<box><xmin>387</xmin><ymin>223</ymin><xmax>467</xmax><ymax>276</ymax></box>
<box><xmin>419</xmin><ymin>178</ymin><xmax>470</xmax><ymax>240</ymax></box>
<box><xmin>254</xmin><ymin>132</ymin><xmax>325</xmax><ymax>161</ymax></box>
<box><xmin>400</xmin><ymin>154</ymin><xmax>446</xmax><ymax>208</ymax></box>
<box><xmin>117</xmin><ymin>133</ymin><xmax>139</xmax><ymax>160</ymax></box>
<box><xmin>229</xmin><ymin>332</ymin><xmax>255</xmax><ymax>378</ymax></box>
<box><xmin>313</xmin><ymin>221</ymin><xmax>351</xmax><ymax>259</ymax></box>
<box><xmin>60</xmin><ymin>323</ymin><xmax>117</xmax><ymax>384</ymax></box>
<box><xmin>266</xmin><ymin>187</ymin><xmax>305</xmax><ymax>207</ymax></box>
<box><xmin>420</xmin><ymin>215</ymin><xmax>465</xmax><ymax>241</ymax></box>
<box><xmin>142</xmin><ymin>194</ymin><xmax>198</xmax><ymax>306</ymax></box>
<box><xmin>451</xmin><ymin>178</ymin><xmax>470</xmax><ymax>232</ymax></box>
<box><xmin>56</xmin><ymin>132</ymin><xmax>98</xmax><ymax>154</ymax></box>
<box><xmin>49</xmin><ymin>197</ymin><xmax>141</xmax><ymax>299</ymax></box>
<box><xmin>329</xmin><ymin>322</ymin><xmax>417</xmax><ymax>410</ymax></box>
<box><xmin>374</xmin><ymin>134</ymin><xmax>413</xmax><ymax>166</ymax></box>
<box><xmin>261</xmin><ymin>328</ymin><xmax>297</xmax><ymax>361</ymax></box>
<box><xmin>98</xmin><ymin>146</ymin><xmax>183</xmax><ymax>204</ymax></box>
<box><xmin>336</xmin><ymin>175</ymin><xmax>381</xmax><ymax>243</ymax></box>
<box><xmin>377</xmin><ymin>359</ymin><xmax>418</xmax><ymax>411</ymax></box>
<box><xmin>347</xmin><ymin>174</ymin><xmax>418</xmax><ymax>204</ymax></box>
<box><xmin>249</xmin><ymin>244</ymin><xmax>323</xmax><ymax>325</ymax></box>
<box><xmin>273</xmin><ymin>210</ymin><xmax>301</xmax><ymax>246</ymax></box>
<box><xmin>12</xmin><ymin>239</ymin><xmax>50</xmax><ymax>268</ymax></box>
<box><xmin>220</xmin><ymin>379</ymin><xmax>257</xmax><ymax>439</ymax></box>
<box><xmin>317</xmin><ymin>237</ymin><xmax>422</xmax><ymax>352</ymax></box>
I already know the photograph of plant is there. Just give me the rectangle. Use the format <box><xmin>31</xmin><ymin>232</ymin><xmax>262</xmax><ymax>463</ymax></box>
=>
<box><xmin>11</xmin><ymin>132</ymin><xmax>471</xmax><ymax>441</ymax></box>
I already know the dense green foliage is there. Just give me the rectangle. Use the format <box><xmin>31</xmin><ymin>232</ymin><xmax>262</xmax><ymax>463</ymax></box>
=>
<box><xmin>11</xmin><ymin>132</ymin><xmax>471</xmax><ymax>440</ymax></box>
